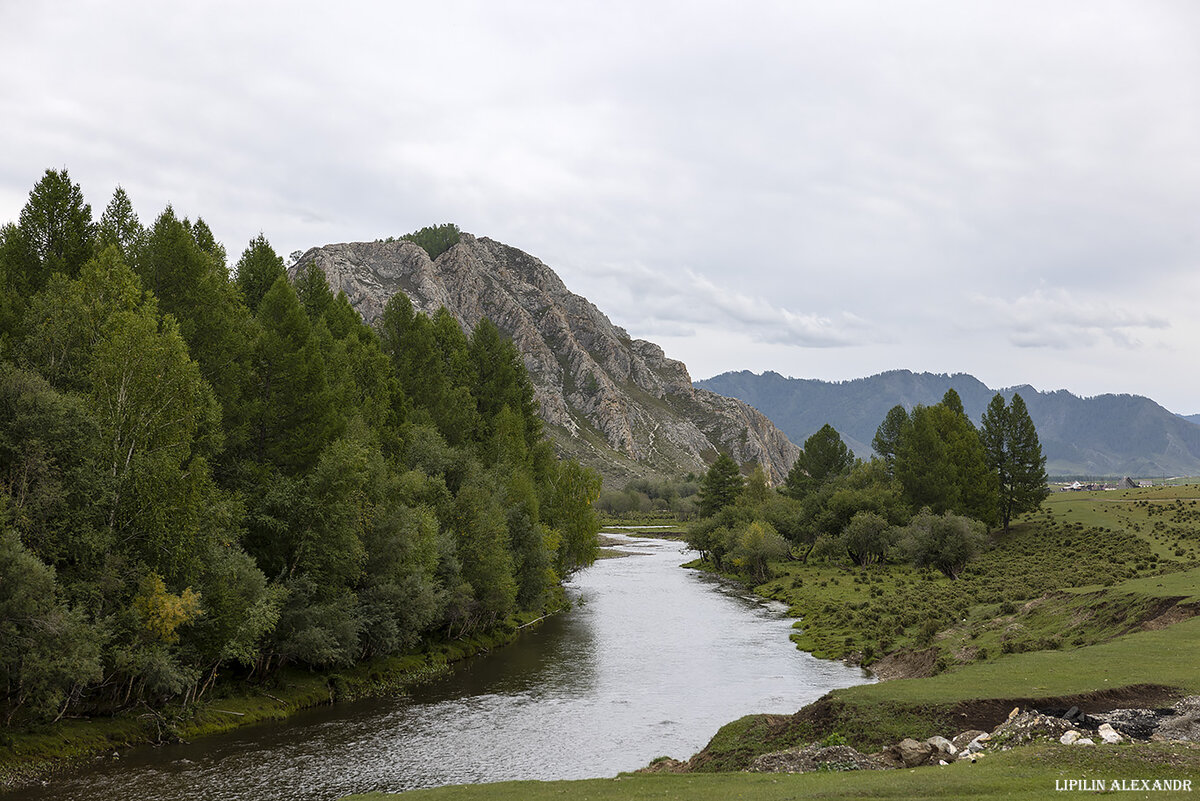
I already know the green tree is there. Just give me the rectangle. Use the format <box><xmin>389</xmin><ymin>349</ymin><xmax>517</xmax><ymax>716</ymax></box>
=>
<box><xmin>244</xmin><ymin>277</ymin><xmax>336</xmax><ymax>472</ymax></box>
<box><xmin>235</xmin><ymin>234</ymin><xmax>286</xmax><ymax>313</ymax></box>
<box><xmin>449</xmin><ymin>470</ymin><xmax>517</xmax><ymax>631</ymax></box>
<box><xmin>294</xmin><ymin>262</ymin><xmax>335</xmax><ymax>321</ymax></box>
<box><xmin>871</xmin><ymin>404</ymin><xmax>909</xmax><ymax>470</ymax></box>
<box><xmin>900</xmin><ymin>508</ymin><xmax>988</xmax><ymax>579</ymax></box>
<box><xmin>842</xmin><ymin>510</ymin><xmax>893</xmax><ymax>567</ymax></box>
<box><xmin>97</xmin><ymin>186</ymin><xmax>143</xmax><ymax>262</ymax></box>
<box><xmin>357</xmin><ymin>496</ymin><xmax>440</xmax><ymax>657</ymax></box>
<box><xmin>469</xmin><ymin>318</ymin><xmax>541</xmax><ymax>452</ymax></box>
<box><xmin>136</xmin><ymin>207</ymin><xmax>256</xmax><ymax>455</ymax></box>
<box><xmin>0</xmin><ymin>524</ymin><xmax>103</xmax><ymax>724</ymax></box>
<box><xmin>0</xmin><ymin>224</ymin><xmax>36</xmax><ymax>352</ymax></box>
<box><xmin>699</xmin><ymin>453</ymin><xmax>744</xmax><ymax>518</ymax></box>
<box><xmin>784</xmin><ymin>423</ymin><xmax>855</xmax><ymax>498</ymax></box>
<box><xmin>401</xmin><ymin>223</ymin><xmax>461</xmax><ymax>260</ymax></box>
<box><xmin>894</xmin><ymin>402</ymin><xmax>998</xmax><ymax>526</ymax></box>
<box><xmin>730</xmin><ymin>519</ymin><xmax>789</xmax><ymax>582</ymax></box>
<box><xmin>542</xmin><ymin>458</ymin><xmax>601</xmax><ymax>576</ymax></box>
<box><xmin>20</xmin><ymin>246</ymin><xmax>144</xmax><ymax>394</ymax></box>
<box><xmin>17</xmin><ymin>168</ymin><xmax>95</xmax><ymax>287</ymax></box>
<box><xmin>941</xmin><ymin>388</ymin><xmax>966</xmax><ymax>418</ymax></box>
<box><xmin>980</xmin><ymin>392</ymin><xmax>1050</xmax><ymax>533</ymax></box>
<box><xmin>89</xmin><ymin>305</ymin><xmax>224</xmax><ymax>583</ymax></box>
<box><xmin>0</xmin><ymin>364</ymin><xmax>108</xmax><ymax>574</ymax></box>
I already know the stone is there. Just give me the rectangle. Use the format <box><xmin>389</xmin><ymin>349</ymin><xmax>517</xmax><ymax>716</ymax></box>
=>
<box><xmin>1074</xmin><ymin>738</ymin><xmax>1096</xmax><ymax>747</ymax></box>
<box><xmin>926</xmin><ymin>736</ymin><xmax>957</xmax><ymax>757</ymax></box>
<box><xmin>989</xmin><ymin>711</ymin><xmax>1073</xmax><ymax>749</ymax></box>
<box><xmin>1174</xmin><ymin>696</ymin><xmax>1200</xmax><ymax>716</ymax></box>
<box><xmin>1060</xmin><ymin>730</ymin><xmax>1082</xmax><ymax>745</ymax></box>
<box><xmin>892</xmin><ymin>738</ymin><xmax>935</xmax><ymax>768</ymax></box>
<box><xmin>289</xmin><ymin>235</ymin><xmax>800</xmax><ymax>487</ymax></box>
<box><xmin>1097</xmin><ymin>723</ymin><xmax>1124</xmax><ymax>744</ymax></box>
<box><xmin>748</xmin><ymin>744</ymin><xmax>890</xmax><ymax>774</ymax></box>
<box><xmin>966</xmin><ymin>733</ymin><xmax>990</xmax><ymax>753</ymax></box>
<box><xmin>1156</xmin><ymin>712</ymin><xmax>1200</xmax><ymax>742</ymax></box>
<box><xmin>1092</xmin><ymin>707</ymin><xmax>1176</xmax><ymax>740</ymax></box>
<box><xmin>951</xmin><ymin>730</ymin><xmax>988</xmax><ymax>751</ymax></box>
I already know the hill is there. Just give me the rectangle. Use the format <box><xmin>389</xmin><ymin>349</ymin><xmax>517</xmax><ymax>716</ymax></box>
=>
<box><xmin>291</xmin><ymin>234</ymin><xmax>798</xmax><ymax>487</ymax></box>
<box><xmin>697</xmin><ymin>369</ymin><xmax>1200</xmax><ymax>477</ymax></box>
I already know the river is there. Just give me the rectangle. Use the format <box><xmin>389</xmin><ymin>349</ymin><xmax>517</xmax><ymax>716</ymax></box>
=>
<box><xmin>9</xmin><ymin>534</ymin><xmax>871</xmax><ymax>800</ymax></box>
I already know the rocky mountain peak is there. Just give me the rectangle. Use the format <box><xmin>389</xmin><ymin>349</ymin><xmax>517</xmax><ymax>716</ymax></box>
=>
<box><xmin>292</xmin><ymin>233</ymin><xmax>797</xmax><ymax>486</ymax></box>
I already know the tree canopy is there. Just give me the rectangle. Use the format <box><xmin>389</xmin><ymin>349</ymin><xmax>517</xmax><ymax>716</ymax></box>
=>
<box><xmin>0</xmin><ymin>169</ymin><xmax>600</xmax><ymax>725</ymax></box>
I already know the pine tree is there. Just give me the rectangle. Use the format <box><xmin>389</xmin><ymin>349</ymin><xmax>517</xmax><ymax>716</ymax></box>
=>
<box><xmin>872</xmin><ymin>404</ymin><xmax>909</xmax><ymax>470</ymax></box>
<box><xmin>699</xmin><ymin>453</ymin><xmax>744</xmax><ymax>518</ymax></box>
<box><xmin>235</xmin><ymin>234</ymin><xmax>285</xmax><ymax>313</ymax></box>
<box><xmin>981</xmin><ymin>392</ymin><xmax>1049</xmax><ymax>532</ymax></box>
<box><xmin>97</xmin><ymin>186</ymin><xmax>143</xmax><ymax>263</ymax></box>
<box><xmin>894</xmin><ymin>402</ymin><xmax>998</xmax><ymax>526</ymax></box>
<box><xmin>784</xmin><ymin>423</ymin><xmax>854</xmax><ymax>498</ymax></box>
<box><xmin>17</xmin><ymin>168</ymin><xmax>95</xmax><ymax>287</ymax></box>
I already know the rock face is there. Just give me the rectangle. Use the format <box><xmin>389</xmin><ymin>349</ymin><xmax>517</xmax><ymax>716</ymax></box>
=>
<box><xmin>290</xmin><ymin>234</ymin><xmax>798</xmax><ymax>486</ymax></box>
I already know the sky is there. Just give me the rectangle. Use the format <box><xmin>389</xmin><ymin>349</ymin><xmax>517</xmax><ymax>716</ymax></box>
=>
<box><xmin>3</xmin><ymin>1</ymin><xmax>1199</xmax><ymax>413</ymax></box>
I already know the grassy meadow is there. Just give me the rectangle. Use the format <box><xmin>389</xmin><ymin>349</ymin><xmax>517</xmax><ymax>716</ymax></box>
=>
<box><xmin>346</xmin><ymin>742</ymin><xmax>1200</xmax><ymax>801</ymax></box>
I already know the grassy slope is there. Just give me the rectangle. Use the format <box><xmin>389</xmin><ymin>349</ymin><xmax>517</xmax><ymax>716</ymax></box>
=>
<box><xmin>346</xmin><ymin>743</ymin><xmax>1200</xmax><ymax>801</ymax></box>
<box><xmin>744</xmin><ymin>486</ymin><xmax>1200</xmax><ymax>670</ymax></box>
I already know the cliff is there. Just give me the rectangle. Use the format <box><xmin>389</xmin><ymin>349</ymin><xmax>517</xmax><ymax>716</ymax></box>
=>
<box><xmin>291</xmin><ymin>234</ymin><xmax>799</xmax><ymax>486</ymax></box>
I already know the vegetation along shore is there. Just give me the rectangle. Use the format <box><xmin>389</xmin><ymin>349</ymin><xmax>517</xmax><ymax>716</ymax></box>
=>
<box><xmin>0</xmin><ymin>170</ymin><xmax>602</xmax><ymax>789</ymax></box>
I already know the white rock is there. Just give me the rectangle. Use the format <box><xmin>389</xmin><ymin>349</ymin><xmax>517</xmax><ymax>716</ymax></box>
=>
<box><xmin>1074</xmin><ymin>738</ymin><xmax>1096</xmax><ymax>747</ymax></box>
<box><xmin>1060</xmin><ymin>730</ymin><xmax>1082</xmax><ymax>745</ymax></box>
<box><xmin>966</xmin><ymin>733</ymin><xmax>990</xmax><ymax>753</ymax></box>
<box><xmin>1097</xmin><ymin>723</ymin><xmax>1123</xmax><ymax>744</ymax></box>
<box><xmin>926</xmin><ymin>735</ymin><xmax>958</xmax><ymax>756</ymax></box>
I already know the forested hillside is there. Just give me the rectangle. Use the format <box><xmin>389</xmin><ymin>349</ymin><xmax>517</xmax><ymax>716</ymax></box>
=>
<box><xmin>698</xmin><ymin>370</ymin><xmax>1200</xmax><ymax>477</ymax></box>
<box><xmin>0</xmin><ymin>169</ymin><xmax>600</xmax><ymax>727</ymax></box>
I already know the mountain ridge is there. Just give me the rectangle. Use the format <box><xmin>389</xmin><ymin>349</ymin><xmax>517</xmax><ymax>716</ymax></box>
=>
<box><xmin>696</xmin><ymin>369</ymin><xmax>1200</xmax><ymax>477</ymax></box>
<box><xmin>291</xmin><ymin>234</ymin><xmax>799</xmax><ymax>487</ymax></box>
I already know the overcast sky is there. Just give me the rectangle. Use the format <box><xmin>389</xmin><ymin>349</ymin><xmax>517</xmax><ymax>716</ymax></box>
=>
<box><xmin>4</xmin><ymin>1</ymin><xmax>1199</xmax><ymax>413</ymax></box>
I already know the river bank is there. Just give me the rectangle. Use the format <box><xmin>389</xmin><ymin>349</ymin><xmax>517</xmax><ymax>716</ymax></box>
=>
<box><xmin>0</xmin><ymin>604</ymin><xmax>562</xmax><ymax>794</ymax></box>
<box><xmin>1</xmin><ymin>534</ymin><xmax>870</xmax><ymax>800</ymax></box>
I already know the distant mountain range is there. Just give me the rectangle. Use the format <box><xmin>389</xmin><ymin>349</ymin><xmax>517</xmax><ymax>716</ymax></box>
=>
<box><xmin>696</xmin><ymin>370</ymin><xmax>1200</xmax><ymax>478</ymax></box>
<box><xmin>291</xmin><ymin>234</ymin><xmax>798</xmax><ymax>488</ymax></box>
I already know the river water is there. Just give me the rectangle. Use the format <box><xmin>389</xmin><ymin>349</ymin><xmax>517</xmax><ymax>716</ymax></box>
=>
<box><xmin>10</xmin><ymin>535</ymin><xmax>870</xmax><ymax>800</ymax></box>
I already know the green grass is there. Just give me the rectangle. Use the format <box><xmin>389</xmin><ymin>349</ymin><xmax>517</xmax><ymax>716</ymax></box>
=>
<box><xmin>344</xmin><ymin>742</ymin><xmax>1200</xmax><ymax>800</ymax></box>
<box><xmin>844</xmin><ymin>614</ymin><xmax>1200</xmax><ymax>706</ymax></box>
<box><xmin>732</xmin><ymin>486</ymin><xmax>1200</xmax><ymax>671</ymax></box>
<box><xmin>1105</xmin><ymin>566</ymin><xmax>1200</xmax><ymax>603</ymax></box>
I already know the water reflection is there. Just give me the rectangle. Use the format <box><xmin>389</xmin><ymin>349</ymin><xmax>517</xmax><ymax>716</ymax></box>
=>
<box><xmin>8</xmin><ymin>536</ymin><xmax>870</xmax><ymax>800</ymax></box>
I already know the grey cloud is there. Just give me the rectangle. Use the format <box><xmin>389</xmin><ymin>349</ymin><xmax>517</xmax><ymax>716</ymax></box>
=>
<box><xmin>3</xmin><ymin>1</ymin><xmax>1199</xmax><ymax>410</ymax></box>
<box><xmin>971</xmin><ymin>289</ymin><xmax>1170</xmax><ymax>350</ymax></box>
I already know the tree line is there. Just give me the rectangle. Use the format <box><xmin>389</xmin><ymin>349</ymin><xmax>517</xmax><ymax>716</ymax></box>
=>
<box><xmin>0</xmin><ymin>169</ymin><xmax>600</xmax><ymax>726</ymax></box>
<box><xmin>688</xmin><ymin>388</ymin><xmax>1049</xmax><ymax>582</ymax></box>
